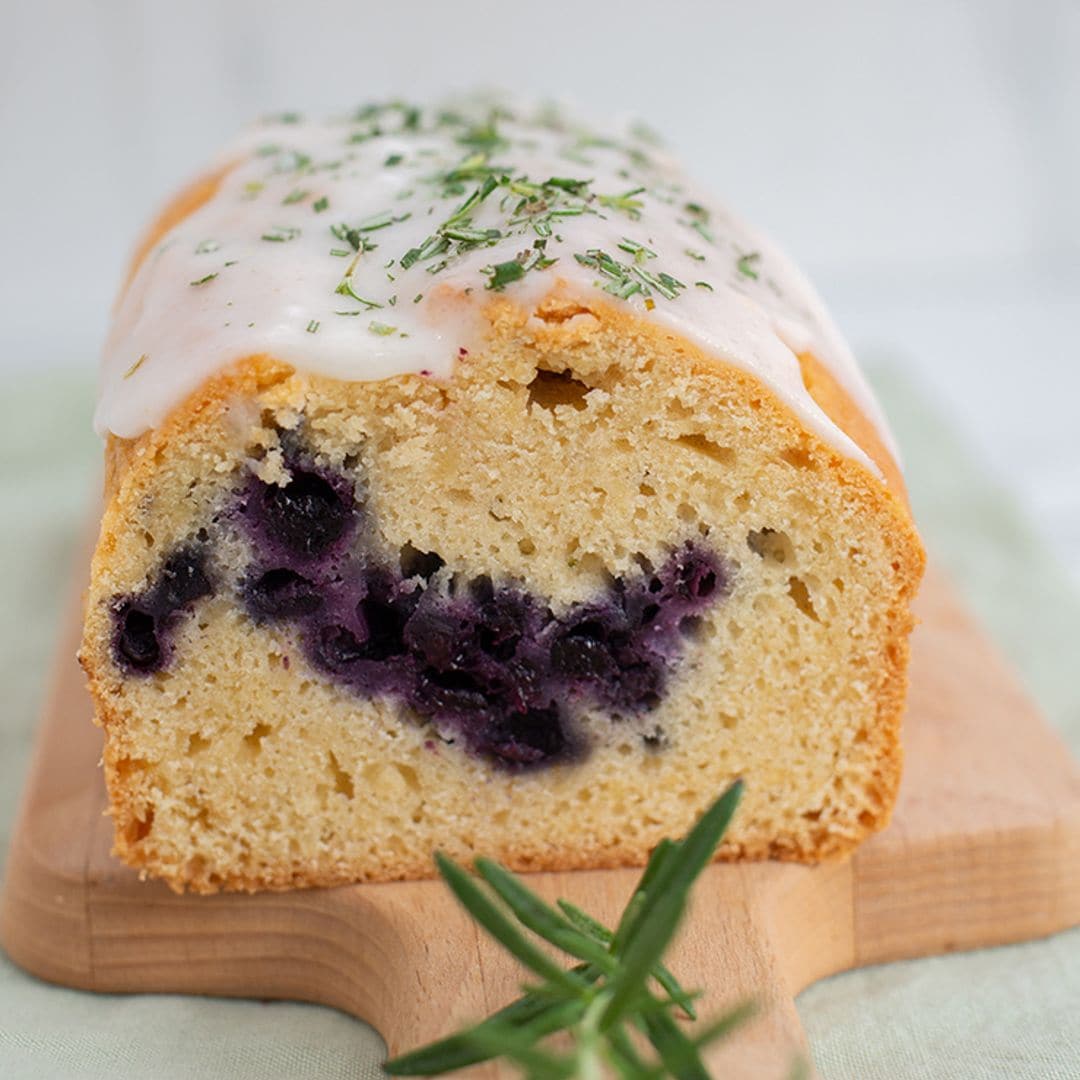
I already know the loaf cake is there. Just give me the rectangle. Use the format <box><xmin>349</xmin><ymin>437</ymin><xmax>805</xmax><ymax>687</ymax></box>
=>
<box><xmin>80</xmin><ymin>98</ymin><xmax>924</xmax><ymax>893</ymax></box>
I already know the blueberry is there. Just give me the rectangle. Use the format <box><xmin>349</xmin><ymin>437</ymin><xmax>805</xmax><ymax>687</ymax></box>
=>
<box><xmin>157</xmin><ymin>550</ymin><xmax>212</xmax><ymax>610</ymax></box>
<box><xmin>611</xmin><ymin>661</ymin><xmax>664</xmax><ymax>711</ymax></box>
<box><xmin>469</xmin><ymin>575</ymin><xmax>495</xmax><ymax>604</ymax></box>
<box><xmin>357</xmin><ymin>595</ymin><xmax>409</xmax><ymax>660</ymax></box>
<box><xmin>317</xmin><ymin>625</ymin><xmax>365</xmax><ymax>668</ymax></box>
<box><xmin>404</xmin><ymin>605</ymin><xmax>463</xmax><ymax>670</ymax></box>
<box><xmin>248</xmin><ymin>568</ymin><xmax>322</xmax><ymax>618</ymax></box>
<box><xmin>484</xmin><ymin>706</ymin><xmax>567</xmax><ymax>764</ymax></box>
<box><xmin>261</xmin><ymin>470</ymin><xmax>350</xmax><ymax>557</ymax></box>
<box><xmin>476</xmin><ymin>592</ymin><xmax>532</xmax><ymax>660</ymax></box>
<box><xmin>110</xmin><ymin>547</ymin><xmax>214</xmax><ymax>674</ymax></box>
<box><xmin>670</xmin><ymin>546</ymin><xmax>721</xmax><ymax>600</ymax></box>
<box><xmin>413</xmin><ymin>668</ymin><xmax>488</xmax><ymax>712</ymax></box>
<box><xmin>551</xmin><ymin>630</ymin><xmax>615</xmax><ymax>681</ymax></box>
<box><xmin>117</xmin><ymin>607</ymin><xmax>161</xmax><ymax>670</ymax></box>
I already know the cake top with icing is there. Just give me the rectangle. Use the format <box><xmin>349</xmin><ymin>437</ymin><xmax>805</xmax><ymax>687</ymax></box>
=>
<box><xmin>95</xmin><ymin>97</ymin><xmax>895</xmax><ymax>474</ymax></box>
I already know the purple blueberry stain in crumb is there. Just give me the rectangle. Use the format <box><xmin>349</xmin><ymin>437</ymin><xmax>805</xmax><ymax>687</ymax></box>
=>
<box><xmin>111</xmin><ymin>548</ymin><xmax>213</xmax><ymax>674</ymax></box>
<box><xmin>237</xmin><ymin>454</ymin><xmax>359</xmax><ymax>564</ymax></box>
<box><xmin>233</xmin><ymin>457</ymin><xmax>728</xmax><ymax>767</ymax></box>
<box><xmin>112</xmin><ymin>446</ymin><xmax>729</xmax><ymax>766</ymax></box>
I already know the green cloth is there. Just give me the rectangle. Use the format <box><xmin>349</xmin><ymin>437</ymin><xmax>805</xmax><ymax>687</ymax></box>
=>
<box><xmin>1</xmin><ymin>368</ymin><xmax>1077</xmax><ymax>1079</ymax></box>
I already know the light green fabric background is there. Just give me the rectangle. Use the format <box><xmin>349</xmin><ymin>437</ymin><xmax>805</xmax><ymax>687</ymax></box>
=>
<box><xmin>1</xmin><ymin>367</ymin><xmax>1077</xmax><ymax>1079</ymax></box>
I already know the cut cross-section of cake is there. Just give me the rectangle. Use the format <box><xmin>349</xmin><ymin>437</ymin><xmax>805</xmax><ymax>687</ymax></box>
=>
<box><xmin>80</xmin><ymin>97</ymin><xmax>924</xmax><ymax>893</ymax></box>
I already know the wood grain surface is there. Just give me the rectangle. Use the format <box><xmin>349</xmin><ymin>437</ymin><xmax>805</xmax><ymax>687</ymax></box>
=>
<box><xmin>2</xmin><ymin>561</ymin><xmax>1078</xmax><ymax>1078</ymax></box>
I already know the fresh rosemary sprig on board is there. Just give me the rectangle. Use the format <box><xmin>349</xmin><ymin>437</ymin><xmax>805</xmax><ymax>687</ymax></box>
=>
<box><xmin>384</xmin><ymin>780</ymin><xmax>760</xmax><ymax>1078</ymax></box>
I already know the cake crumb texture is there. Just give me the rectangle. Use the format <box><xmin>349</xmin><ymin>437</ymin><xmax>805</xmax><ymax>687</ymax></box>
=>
<box><xmin>81</xmin><ymin>290</ymin><xmax>924</xmax><ymax>893</ymax></box>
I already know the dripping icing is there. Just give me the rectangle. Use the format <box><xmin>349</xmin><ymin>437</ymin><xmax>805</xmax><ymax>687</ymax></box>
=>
<box><xmin>94</xmin><ymin>99</ymin><xmax>896</xmax><ymax>476</ymax></box>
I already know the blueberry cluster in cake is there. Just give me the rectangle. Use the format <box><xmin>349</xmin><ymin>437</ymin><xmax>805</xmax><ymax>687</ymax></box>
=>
<box><xmin>112</xmin><ymin>450</ymin><xmax>729</xmax><ymax>766</ymax></box>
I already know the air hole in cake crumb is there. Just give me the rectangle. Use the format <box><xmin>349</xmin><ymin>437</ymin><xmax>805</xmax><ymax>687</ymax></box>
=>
<box><xmin>780</xmin><ymin>446</ymin><xmax>816</xmax><ymax>470</ymax></box>
<box><xmin>114</xmin><ymin>757</ymin><xmax>151</xmax><ymax>781</ymax></box>
<box><xmin>673</xmin><ymin>433</ymin><xmax>736</xmax><ymax>466</ymax></box>
<box><xmin>518</xmin><ymin>537</ymin><xmax>536</xmax><ymax>556</ymax></box>
<box><xmin>802</xmin><ymin>808</ymin><xmax>823</xmax><ymax>822</ymax></box>
<box><xmin>787</xmin><ymin>577</ymin><xmax>821</xmax><ymax>622</ymax></box>
<box><xmin>858</xmin><ymin>810</ymin><xmax>876</xmax><ymax>828</ymax></box>
<box><xmin>527</xmin><ymin>369</ymin><xmax>591</xmax><ymax>412</ymax></box>
<box><xmin>243</xmin><ymin>722</ymin><xmax>272</xmax><ymax>757</ymax></box>
<box><xmin>125</xmin><ymin>807</ymin><xmax>155</xmax><ymax>844</ymax></box>
<box><xmin>399</xmin><ymin>543</ymin><xmax>445</xmax><ymax>580</ymax></box>
<box><xmin>394</xmin><ymin>763</ymin><xmax>421</xmax><ymax>792</ymax></box>
<box><xmin>854</xmin><ymin>727</ymin><xmax>869</xmax><ymax>745</ymax></box>
<box><xmin>186</xmin><ymin>733</ymin><xmax>211</xmax><ymax>756</ymax></box>
<box><xmin>735</xmin><ymin>491</ymin><xmax>752</xmax><ymax>511</ymax></box>
<box><xmin>677</xmin><ymin>502</ymin><xmax>698</xmax><ymax>524</ymax></box>
<box><xmin>639</xmin><ymin>481</ymin><xmax>657</xmax><ymax>498</ymax></box>
<box><xmin>533</xmin><ymin>300</ymin><xmax>594</xmax><ymax>324</ymax></box>
<box><xmin>573</xmin><ymin>552</ymin><xmax>616</xmax><ymax>587</ymax></box>
<box><xmin>328</xmin><ymin>751</ymin><xmax>355</xmax><ymax>799</ymax></box>
<box><xmin>747</xmin><ymin>528</ymin><xmax>796</xmax><ymax>566</ymax></box>
<box><xmin>719</xmin><ymin>713</ymin><xmax>738</xmax><ymax>730</ymax></box>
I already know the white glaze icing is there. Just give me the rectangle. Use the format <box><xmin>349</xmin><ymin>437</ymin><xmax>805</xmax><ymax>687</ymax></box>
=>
<box><xmin>95</xmin><ymin>100</ymin><xmax>896</xmax><ymax>477</ymax></box>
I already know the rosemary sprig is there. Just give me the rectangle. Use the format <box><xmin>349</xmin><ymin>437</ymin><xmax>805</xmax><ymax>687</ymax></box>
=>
<box><xmin>384</xmin><ymin>781</ymin><xmax>754</xmax><ymax>1078</ymax></box>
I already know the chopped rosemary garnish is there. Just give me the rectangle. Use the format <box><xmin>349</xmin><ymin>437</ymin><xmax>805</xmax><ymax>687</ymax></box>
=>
<box><xmin>384</xmin><ymin>783</ymin><xmax>770</xmax><ymax>1079</ymax></box>
<box><xmin>123</xmin><ymin>353</ymin><xmax>148</xmax><ymax>378</ymax></box>
<box><xmin>189</xmin><ymin>272</ymin><xmax>218</xmax><ymax>286</ymax></box>
<box><xmin>484</xmin><ymin>259</ymin><xmax>526</xmax><ymax>290</ymax></box>
<box><xmin>354</xmin><ymin>209</ymin><xmax>410</xmax><ymax>233</ymax></box>
<box><xmin>228</xmin><ymin>102</ymin><xmax>754</xmax><ymax>323</ymax></box>
<box><xmin>194</xmin><ymin>239</ymin><xmax>219</xmax><ymax>255</ymax></box>
<box><xmin>334</xmin><ymin>276</ymin><xmax>382</xmax><ymax>308</ymax></box>
<box><xmin>736</xmin><ymin>252</ymin><xmax>761</xmax><ymax>280</ymax></box>
<box><xmin>616</xmin><ymin>237</ymin><xmax>656</xmax><ymax>263</ymax></box>
<box><xmin>330</xmin><ymin>223</ymin><xmax>365</xmax><ymax>252</ymax></box>
<box><xmin>544</xmin><ymin>176</ymin><xmax>591</xmax><ymax>194</ymax></box>
<box><xmin>368</xmin><ymin>320</ymin><xmax>397</xmax><ymax>335</ymax></box>
<box><xmin>598</xmin><ymin>186</ymin><xmax>645</xmax><ymax>219</ymax></box>
<box><xmin>305</xmin><ymin>319</ymin><xmax>320</xmax><ymax>333</ymax></box>
<box><xmin>261</xmin><ymin>225</ymin><xmax>301</xmax><ymax>242</ymax></box>
<box><xmin>575</xmin><ymin>248</ymin><xmax>685</xmax><ymax>301</ymax></box>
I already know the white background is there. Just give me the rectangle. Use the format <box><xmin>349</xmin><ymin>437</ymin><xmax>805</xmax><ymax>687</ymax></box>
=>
<box><xmin>2</xmin><ymin>0</ymin><xmax>1078</xmax><ymax>581</ymax></box>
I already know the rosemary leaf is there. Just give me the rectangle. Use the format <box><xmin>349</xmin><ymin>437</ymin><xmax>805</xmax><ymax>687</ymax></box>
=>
<box><xmin>558</xmin><ymin>899</ymin><xmax>698</xmax><ymax>1020</ymax></box>
<box><xmin>433</xmin><ymin>853</ymin><xmax>588</xmax><ymax>994</ymax></box>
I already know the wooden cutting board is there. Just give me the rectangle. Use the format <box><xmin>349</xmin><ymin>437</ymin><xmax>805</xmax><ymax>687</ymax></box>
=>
<box><xmin>2</xmin><ymin>558</ymin><xmax>1078</xmax><ymax>1078</ymax></box>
